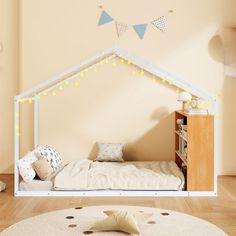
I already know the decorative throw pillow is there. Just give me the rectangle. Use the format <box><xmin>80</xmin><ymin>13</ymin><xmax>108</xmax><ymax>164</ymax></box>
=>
<box><xmin>36</xmin><ymin>145</ymin><xmax>63</xmax><ymax>172</ymax></box>
<box><xmin>18</xmin><ymin>151</ymin><xmax>38</xmax><ymax>183</ymax></box>
<box><xmin>95</xmin><ymin>142</ymin><xmax>124</xmax><ymax>162</ymax></box>
<box><xmin>91</xmin><ymin>210</ymin><xmax>153</xmax><ymax>234</ymax></box>
<box><xmin>32</xmin><ymin>158</ymin><xmax>54</xmax><ymax>181</ymax></box>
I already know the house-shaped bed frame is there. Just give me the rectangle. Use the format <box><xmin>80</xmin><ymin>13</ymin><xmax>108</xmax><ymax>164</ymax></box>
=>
<box><xmin>14</xmin><ymin>45</ymin><xmax>218</xmax><ymax>197</ymax></box>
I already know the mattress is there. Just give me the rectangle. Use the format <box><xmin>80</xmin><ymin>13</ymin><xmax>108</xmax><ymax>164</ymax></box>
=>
<box><xmin>20</xmin><ymin>161</ymin><xmax>185</xmax><ymax>191</ymax></box>
<box><xmin>55</xmin><ymin>160</ymin><xmax>185</xmax><ymax>191</ymax></box>
<box><xmin>20</xmin><ymin>179</ymin><xmax>53</xmax><ymax>191</ymax></box>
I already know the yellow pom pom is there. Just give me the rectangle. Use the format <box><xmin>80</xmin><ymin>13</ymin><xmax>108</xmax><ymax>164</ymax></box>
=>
<box><xmin>99</xmin><ymin>61</ymin><xmax>104</xmax><ymax>65</ymax></box>
<box><xmin>15</xmin><ymin>112</ymin><xmax>19</xmax><ymax>118</ymax></box>
<box><xmin>59</xmin><ymin>85</ymin><xmax>64</xmax><ymax>91</ymax></box>
<box><xmin>80</xmin><ymin>72</ymin><xmax>84</xmax><ymax>77</ymax></box>
<box><xmin>16</xmin><ymin>125</ymin><xmax>19</xmax><ymax>129</ymax></box>
<box><xmin>65</xmin><ymin>81</ymin><xmax>70</xmax><ymax>86</ymax></box>
<box><xmin>120</xmin><ymin>58</ymin><xmax>124</xmax><ymax>63</ymax></box>
<box><xmin>112</xmin><ymin>62</ymin><xmax>117</xmax><ymax>67</ymax></box>
<box><xmin>184</xmin><ymin>88</ymin><xmax>189</xmax><ymax>92</ymax></box>
<box><xmin>152</xmin><ymin>78</ymin><xmax>157</xmax><ymax>84</ymax></box>
<box><xmin>29</xmin><ymin>99</ymin><xmax>33</xmax><ymax>104</ymax></box>
<box><xmin>175</xmin><ymin>88</ymin><xmax>180</xmax><ymax>94</ymax></box>
<box><xmin>131</xmin><ymin>69</ymin><xmax>136</xmax><ymax>75</ymax></box>
<box><xmin>52</xmin><ymin>91</ymin><xmax>57</xmax><ymax>96</ymax></box>
<box><xmin>197</xmin><ymin>103</ymin><xmax>203</xmax><ymax>109</ymax></box>
<box><xmin>37</xmin><ymin>95</ymin><xmax>41</xmax><ymax>100</ymax></box>
<box><xmin>140</xmin><ymin>70</ymin><xmax>145</xmax><ymax>75</ymax></box>
<box><xmin>74</xmin><ymin>81</ymin><xmax>79</xmax><ymax>87</ymax></box>
<box><xmin>127</xmin><ymin>60</ymin><xmax>131</xmax><ymax>65</ymax></box>
<box><xmin>19</xmin><ymin>100</ymin><xmax>24</xmax><ymax>104</ymax></box>
<box><xmin>43</xmin><ymin>92</ymin><xmax>48</xmax><ymax>96</ymax></box>
<box><xmin>205</xmin><ymin>100</ymin><xmax>211</xmax><ymax>106</ymax></box>
<box><xmin>16</xmin><ymin>131</ymin><xmax>21</xmax><ymax>137</ymax></box>
<box><xmin>105</xmin><ymin>59</ymin><xmax>109</xmax><ymax>64</ymax></box>
<box><xmin>93</xmin><ymin>68</ymin><xmax>97</xmax><ymax>72</ymax></box>
<box><xmin>162</xmin><ymin>79</ymin><xmax>166</xmax><ymax>83</ymax></box>
<box><xmin>168</xmin><ymin>81</ymin><xmax>173</xmax><ymax>85</ymax></box>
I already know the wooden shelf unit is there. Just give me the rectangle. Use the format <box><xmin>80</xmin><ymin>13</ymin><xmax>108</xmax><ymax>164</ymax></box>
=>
<box><xmin>175</xmin><ymin>110</ymin><xmax>214</xmax><ymax>191</ymax></box>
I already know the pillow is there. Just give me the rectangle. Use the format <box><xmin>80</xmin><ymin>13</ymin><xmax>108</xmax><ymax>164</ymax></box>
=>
<box><xmin>91</xmin><ymin>210</ymin><xmax>153</xmax><ymax>234</ymax></box>
<box><xmin>36</xmin><ymin>145</ymin><xmax>63</xmax><ymax>172</ymax></box>
<box><xmin>18</xmin><ymin>151</ymin><xmax>38</xmax><ymax>183</ymax></box>
<box><xmin>95</xmin><ymin>142</ymin><xmax>124</xmax><ymax>162</ymax></box>
<box><xmin>32</xmin><ymin>158</ymin><xmax>54</xmax><ymax>181</ymax></box>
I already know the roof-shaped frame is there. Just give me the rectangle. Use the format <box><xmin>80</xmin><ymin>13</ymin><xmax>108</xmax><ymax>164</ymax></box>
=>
<box><xmin>15</xmin><ymin>45</ymin><xmax>217</xmax><ymax>102</ymax></box>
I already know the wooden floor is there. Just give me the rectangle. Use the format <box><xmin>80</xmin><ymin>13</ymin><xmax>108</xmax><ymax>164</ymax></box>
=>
<box><xmin>0</xmin><ymin>175</ymin><xmax>236</xmax><ymax>235</ymax></box>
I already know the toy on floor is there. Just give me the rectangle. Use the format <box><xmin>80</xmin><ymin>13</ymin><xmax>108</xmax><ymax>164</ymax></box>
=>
<box><xmin>0</xmin><ymin>181</ymin><xmax>6</xmax><ymax>192</ymax></box>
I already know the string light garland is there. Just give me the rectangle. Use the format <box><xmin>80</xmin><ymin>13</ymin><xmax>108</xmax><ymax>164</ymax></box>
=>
<box><xmin>15</xmin><ymin>55</ymin><xmax>220</xmax><ymax>141</ymax></box>
<box><xmin>16</xmin><ymin>56</ymin><xmax>215</xmax><ymax>115</ymax></box>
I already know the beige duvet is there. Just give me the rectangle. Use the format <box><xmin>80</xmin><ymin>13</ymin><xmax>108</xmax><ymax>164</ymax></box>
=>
<box><xmin>54</xmin><ymin>160</ymin><xmax>185</xmax><ymax>191</ymax></box>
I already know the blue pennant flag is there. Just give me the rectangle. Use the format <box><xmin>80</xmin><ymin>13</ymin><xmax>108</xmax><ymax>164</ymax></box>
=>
<box><xmin>98</xmin><ymin>11</ymin><xmax>113</xmax><ymax>25</ymax></box>
<box><xmin>133</xmin><ymin>24</ymin><xmax>148</xmax><ymax>39</ymax></box>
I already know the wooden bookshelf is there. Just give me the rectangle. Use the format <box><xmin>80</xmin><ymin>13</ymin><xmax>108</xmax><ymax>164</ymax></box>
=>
<box><xmin>175</xmin><ymin>110</ymin><xmax>214</xmax><ymax>191</ymax></box>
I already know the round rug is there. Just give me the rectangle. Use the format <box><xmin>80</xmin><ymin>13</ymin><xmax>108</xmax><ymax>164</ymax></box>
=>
<box><xmin>0</xmin><ymin>205</ymin><xmax>226</xmax><ymax>236</ymax></box>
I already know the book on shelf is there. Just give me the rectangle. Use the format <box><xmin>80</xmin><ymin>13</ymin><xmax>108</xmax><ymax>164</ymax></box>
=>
<box><xmin>185</xmin><ymin>109</ymin><xmax>208</xmax><ymax>115</ymax></box>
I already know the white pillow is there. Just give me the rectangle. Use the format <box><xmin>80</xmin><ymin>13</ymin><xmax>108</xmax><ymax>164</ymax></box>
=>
<box><xmin>95</xmin><ymin>142</ymin><xmax>124</xmax><ymax>162</ymax></box>
<box><xmin>36</xmin><ymin>145</ymin><xmax>63</xmax><ymax>172</ymax></box>
<box><xmin>18</xmin><ymin>151</ymin><xmax>38</xmax><ymax>183</ymax></box>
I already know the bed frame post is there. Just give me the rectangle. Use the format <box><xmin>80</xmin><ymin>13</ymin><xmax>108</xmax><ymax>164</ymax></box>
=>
<box><xmin>34</xmin><ymin>95</ymin><xmax>38</xmax><ymax>148</ymax></box>
<box><xmin>14</xmin><ymin>98</ymin><xmax>20</xmax><ymax>196</ymax></box>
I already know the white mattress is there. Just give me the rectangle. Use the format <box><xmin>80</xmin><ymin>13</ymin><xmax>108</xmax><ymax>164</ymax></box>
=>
<box><xmin>20</xmin><ymin>179</ymin><xmax>53</xmax><ymax>191</ymax></box>
<box><xmin>20</xmin><ymin>161</ymin><xmax>185</xmax><ymax>191</ymax></box>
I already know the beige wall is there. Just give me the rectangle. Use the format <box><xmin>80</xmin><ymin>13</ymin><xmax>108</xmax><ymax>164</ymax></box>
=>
<box><xmin>1</xmin><ymin>0</ymin><xmax>236</xmax><ymax>175</ymax></box>
<box><xmin>0</xmin><ymin>0</ymin><xmax>19</xmax><ymax>173</ymax></box>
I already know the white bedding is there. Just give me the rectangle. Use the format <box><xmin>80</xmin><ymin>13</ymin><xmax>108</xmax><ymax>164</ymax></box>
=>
<box><xmin>54</xmin><ymin>160</ymin><xmax>185</xmax><ymax>191</ymax></box>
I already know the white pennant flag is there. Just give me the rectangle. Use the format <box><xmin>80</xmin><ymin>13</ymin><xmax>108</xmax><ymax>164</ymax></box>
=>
<box><xmin>152</xmin><ymin>16</ymin><xmax>167</xmax><ymax>32</ymax></box>
<box><xmin>115</xmin><ymin>22</ymin><xmax>129</xmax><ymax>37</ymax></box>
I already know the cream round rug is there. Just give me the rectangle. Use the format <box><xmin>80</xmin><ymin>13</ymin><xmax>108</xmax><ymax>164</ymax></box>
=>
<box><xmin>0</xmin><ymin>205</ymin><xmax>226</xmax><ymax>236</ymax></box>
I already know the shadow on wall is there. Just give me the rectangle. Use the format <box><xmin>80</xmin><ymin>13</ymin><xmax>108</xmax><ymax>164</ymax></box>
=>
<box><xmin>88</xmin><ymin>107</ymin><xmax>174</xmax><ymax>161</ymax></box>
<box><xmin>124</xmin><ymin>107</ymin><xmax>174</xmax><ymax>161</ymax></box>
<box><xmin>221</xmin><ymin>77</ymin><xmax>236</xmax><ymax>174</ymax></box>
<box><xmin>208</xmin><ymin>28</ymin><xmax>236</xmax><ymax>174</ymax></box>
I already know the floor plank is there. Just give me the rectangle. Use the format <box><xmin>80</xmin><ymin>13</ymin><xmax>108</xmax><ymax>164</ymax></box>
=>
<box><xmin>0</xmin><ymin>175</ymin><xmax>235</xmax><ymax>235</ymax></box>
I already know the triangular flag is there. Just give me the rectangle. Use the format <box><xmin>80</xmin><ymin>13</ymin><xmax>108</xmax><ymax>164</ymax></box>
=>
<box><xmin>115</xmin><ymin>22</ymin><xmax>129</xmax><ymax>37</ymax></box>
<box><xmin>98</xmin><ymin>10</ymin><xmax>113</xmax><ymax>25</ymax></box>
<box><xmin>133</xmin><ymin>24</ymin><xmax>148</xmax><ymax>39</ymax></box>
<box><xmin>152</xmin><ymin>16</ymin><xmax>167</xmax><ymax>32</ymax></box>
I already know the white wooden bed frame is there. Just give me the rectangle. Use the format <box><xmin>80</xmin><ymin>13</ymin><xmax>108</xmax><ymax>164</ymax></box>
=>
<box><xmin>14</xmin><ymin>45</ymin><xmax>218</xmax><ymax>197</ymax></box>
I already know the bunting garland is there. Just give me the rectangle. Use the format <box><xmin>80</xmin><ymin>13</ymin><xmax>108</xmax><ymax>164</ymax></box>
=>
<box><xmin>98</xmin><ymin>8</ymin><xmax>172</xmax><ymax>39</ymax></box>
<box><xmin>133</xmin><ymin>24</ymin><xmax>148</xmax><ymax>39</ymax></box>
<box><xmin>98</xmin><ymin>10</ymin><xmax>113</xmax><ymax>25</ymax></box>
<box><xmin>116</xmin><ymin>22</ymin><xmax>129</xmax><ymax>37</ymax></box>
<box><xmin>152</xmin><ymin>16</ymin><xmax>167</xmax><ymax>32</ymax></box>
